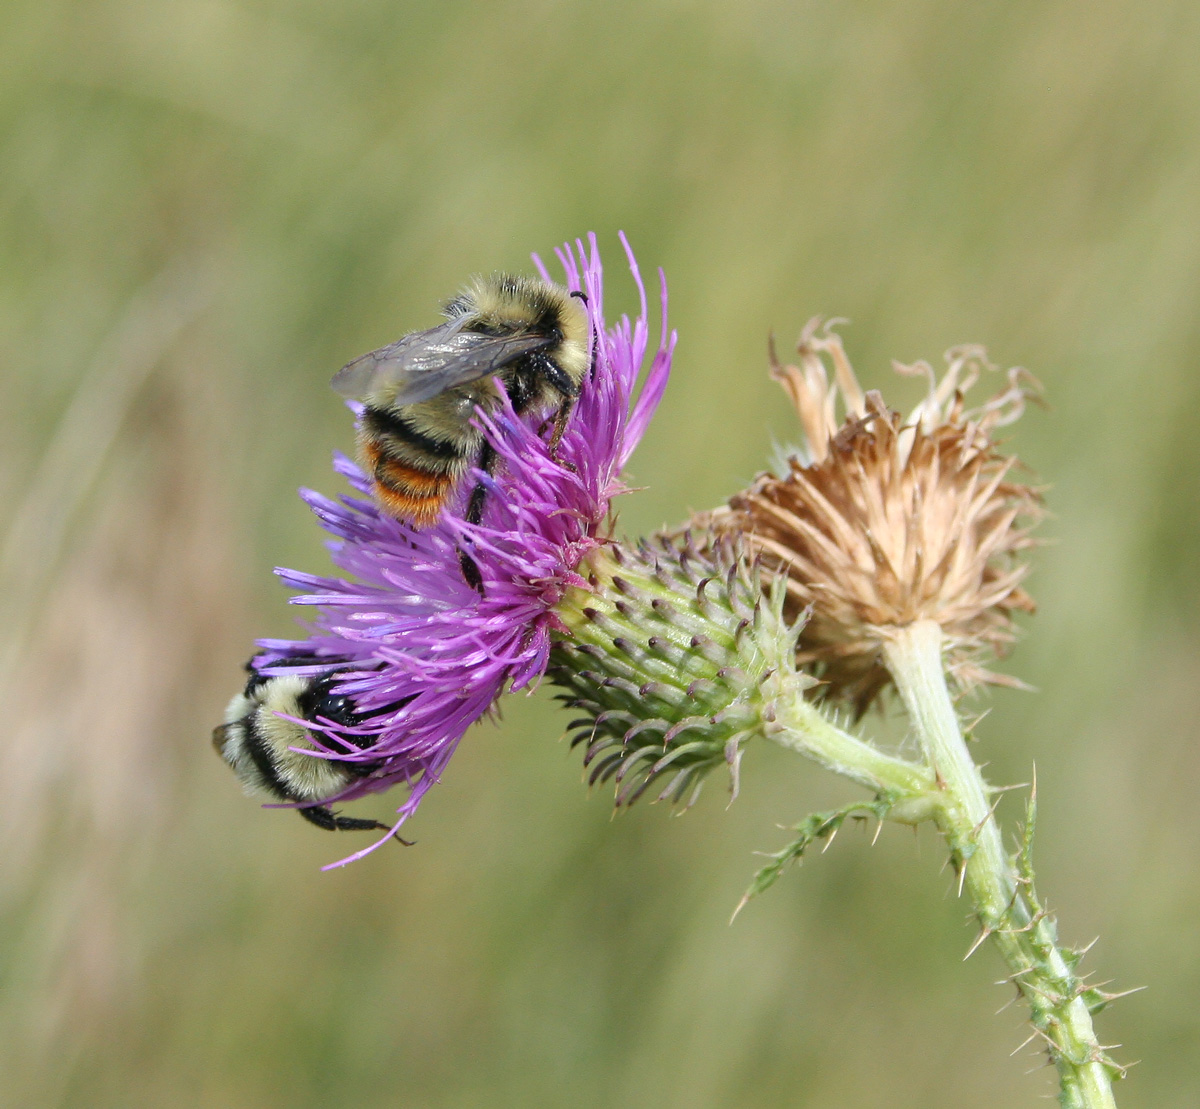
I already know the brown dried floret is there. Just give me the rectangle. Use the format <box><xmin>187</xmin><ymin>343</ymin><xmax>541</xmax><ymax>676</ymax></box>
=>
<box><xmin>703</xmin><ymin>319</ymin><xmax>1043</xmax><ymax>715</ymax></box>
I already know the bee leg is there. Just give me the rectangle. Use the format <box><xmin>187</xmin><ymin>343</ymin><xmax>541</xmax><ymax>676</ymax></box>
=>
<box><xmin>527</xmin><ymin>350</ymin><xmax>581</xmax><ymax>466</ymax></box>
<box><xmin>299</xmin><ymin>804</ymin><xmax>414</xmax><ymax>844</ymax></box>
<box><xmin>458</xmin><ymin>442</ymin><xmax>495</xmax><ymax>595</ymax></box>
<box><xmin>548</xmin><ymin>399</ymin><xmax>574</xmax><ymax>453</ymax></box>
<box><xmin>548</xmin><ymin>400</ymin><xmax>578</xmax><ymax>472</ymax></box>
<box><xmin>458</xmin><ymin>543</ymin><xmax>484</xmax><ymax>594</ymax></box>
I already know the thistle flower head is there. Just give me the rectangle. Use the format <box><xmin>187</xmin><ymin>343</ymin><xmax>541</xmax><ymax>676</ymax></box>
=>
<box><xmin>256</xmin><ymin>235</ymin><xmax>674</xmax><ymax>864</ymax></box>
<box><xmin>707</xmin><ymin>319</ymin><xmax>1043</xmax><ymax>714</ymax></box>
<box><xmin>551</xmin><ymin>534</ymin><xmax>809</xmax><ymax>809</ymax></box>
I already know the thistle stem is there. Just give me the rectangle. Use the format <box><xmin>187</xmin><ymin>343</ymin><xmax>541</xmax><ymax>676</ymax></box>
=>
<box><xmin>882</xmin><ymin>620</ymin><xmax>1118</xmax><ymax>1109</ymax></box>
<box><xmin>765</xmin><ymin>675</ymin><xmax>936</xmax><ymax>806</ymax></box>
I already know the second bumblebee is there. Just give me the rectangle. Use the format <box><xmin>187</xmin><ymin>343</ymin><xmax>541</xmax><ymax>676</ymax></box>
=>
<box><xmin>213</xmin><ymin>655</ymin><xmax>403</xmax><ymax>836</ymax></box>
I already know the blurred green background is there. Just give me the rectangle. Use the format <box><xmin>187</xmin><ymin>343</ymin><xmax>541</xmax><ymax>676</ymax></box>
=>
<box><xmin>3</xmin><ymin>1</ymin><xmax>1198</xmax><ymax>1105</ymax></box>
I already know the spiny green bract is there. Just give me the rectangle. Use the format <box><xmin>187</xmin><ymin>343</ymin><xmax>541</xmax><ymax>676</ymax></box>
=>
<box><xmin>549</xmin><ymin>533</ymin><xmax>811</xmax><ymax>808</ymax></box>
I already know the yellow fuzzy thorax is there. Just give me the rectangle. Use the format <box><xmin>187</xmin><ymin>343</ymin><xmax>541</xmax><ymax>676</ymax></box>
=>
<box><xmin>461</xmin><ymin>273</ymin><xmax>589</xmax><ymax>379</ymax></box>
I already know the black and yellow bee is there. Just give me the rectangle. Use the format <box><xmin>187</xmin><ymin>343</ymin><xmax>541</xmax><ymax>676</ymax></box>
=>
<box><xmin>332</xmin><ymin>274</ymin><xmax>590</xmax><ymax>541</ymax></box>
<box><xmin>213</xmin><ymin>656</ymin><xmax>405</xmax><ymax>836</ymax></box>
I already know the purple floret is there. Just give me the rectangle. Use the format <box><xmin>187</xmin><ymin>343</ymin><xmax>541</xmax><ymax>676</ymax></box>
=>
<box><xmin>256</xmin><ymin>234</ymin><xmax>675</xmax><ymax>866</ymax></box>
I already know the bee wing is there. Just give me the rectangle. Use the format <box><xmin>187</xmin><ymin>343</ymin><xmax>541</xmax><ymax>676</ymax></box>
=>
<box><xmin>331</xmin><ymin>319</ymin><xmax>467</xmax><ymax>399</ymax></box>
<box><xmin>332</xmin><ymin>320</ymin><xmax>555</xmax><ymax>405</ymax></box>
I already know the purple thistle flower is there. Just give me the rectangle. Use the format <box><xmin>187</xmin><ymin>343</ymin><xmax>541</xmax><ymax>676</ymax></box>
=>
<box><xmin>255</xmin><ymin>234</ymin><xmax>675</xmax><ymax>866</ymax></box>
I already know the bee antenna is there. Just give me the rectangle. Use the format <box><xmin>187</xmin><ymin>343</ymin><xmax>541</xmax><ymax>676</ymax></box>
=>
<box><xmin>570</xmin><ymin>290</ymin><xmax>589</xmax><ymax>305</ymax></box>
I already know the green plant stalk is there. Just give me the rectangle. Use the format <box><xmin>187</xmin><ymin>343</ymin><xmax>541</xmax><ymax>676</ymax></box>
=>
<box><xmin>881</xmin><ymin>620</ymin><xmax>1119</xmax><ymax>1109</ymax></box>
<box><xmin>763</xmin><ymin>673</ymin><xmax>937</xmax><ymax>816</ymax></box>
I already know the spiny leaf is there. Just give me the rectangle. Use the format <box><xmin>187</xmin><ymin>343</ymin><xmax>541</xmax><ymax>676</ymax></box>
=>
<box><xmin>734</xmin><ymin>795</ymin><xmax>896</xmax><ymax>917</ymax></box>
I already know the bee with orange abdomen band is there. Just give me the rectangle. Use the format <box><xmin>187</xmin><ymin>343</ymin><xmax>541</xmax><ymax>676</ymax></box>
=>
<box><xmin>332</xmin><ymin>274</ymin><xmax>590</xmax><ymax>587</ymax></box>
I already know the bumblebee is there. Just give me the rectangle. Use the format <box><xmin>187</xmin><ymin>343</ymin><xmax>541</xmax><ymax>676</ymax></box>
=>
<box><xmin>213</xmin><ymin>656</ymin><xmax>406</xmax><ymax>836</ymax></box>
<box><xmin>332</xmin><ymin>274</ymin><xmax>590</xmax><ymax>544</ymax></box>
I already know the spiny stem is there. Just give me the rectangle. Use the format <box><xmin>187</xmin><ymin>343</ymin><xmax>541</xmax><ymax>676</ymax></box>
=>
<box><xmin>881</xmin><ymin>620</ymin><xmax>1119</xmax><ymax>1109</ymax></box>
<box><xmin>763</xmin><ymin>672</ymin><xmax>937</xmax><ymax>804</ymax></box>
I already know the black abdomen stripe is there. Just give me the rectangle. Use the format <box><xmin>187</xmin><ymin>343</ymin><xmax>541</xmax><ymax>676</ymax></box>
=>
<box><xmin>362</xmin><ymin>406</ymin><xmax>463</xmax><ymax>463</ymax></box>
<box><xmin>244</xmin><ymin>714</ymin><xmax>295</xmax><ymax>802</ymax></box>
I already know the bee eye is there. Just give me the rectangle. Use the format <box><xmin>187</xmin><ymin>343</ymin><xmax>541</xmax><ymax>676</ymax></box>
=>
<box><xmin>313</xmin><ymin>693</ymin><xmax>355</xmax><ymax>726</ymax></box>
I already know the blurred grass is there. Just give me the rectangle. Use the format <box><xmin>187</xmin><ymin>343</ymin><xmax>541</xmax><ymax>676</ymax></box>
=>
<box><xmin>3</xmin><ymin>1</ymin><xmax>1199</xmax><ymax>1105</ymax></box>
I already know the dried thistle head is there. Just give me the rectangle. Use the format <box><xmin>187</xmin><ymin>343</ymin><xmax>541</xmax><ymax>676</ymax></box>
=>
<box><xmin>705</xmin><ymin>318</ymin><xmax>1043</xmax><ymax>714</ymax></box>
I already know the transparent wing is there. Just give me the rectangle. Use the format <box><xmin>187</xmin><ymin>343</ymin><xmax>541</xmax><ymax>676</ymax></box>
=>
<box><xmin>332</xmin><ymin>319</ymin><xmax>554</xmax><ymax>405</ymax></box>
